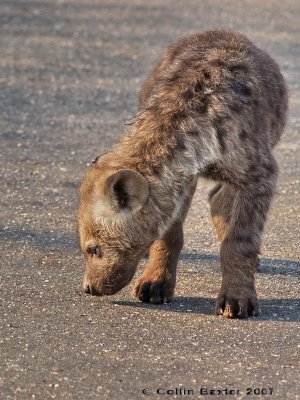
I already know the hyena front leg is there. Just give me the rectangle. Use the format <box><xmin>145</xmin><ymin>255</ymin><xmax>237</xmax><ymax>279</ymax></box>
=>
<box><xmin>133</xmin><ymin>179</ymin><xmax>197</xmax><ymax>304</ymax></box>
<box><xmin>132</xmin><ymin>220</ymin><xmax>183</xmax><ymax>304</ymax></box>
<box><xmin>215</xmin><ymin>164</ymin><xmax>278</xmax><ymax>318</ymax></box>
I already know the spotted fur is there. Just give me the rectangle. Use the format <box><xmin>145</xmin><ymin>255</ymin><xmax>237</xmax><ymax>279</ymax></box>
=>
<box><xmin>78</xmin><ymin>29</ymin><xmax>288</xmax><ymax>318</ymax></box>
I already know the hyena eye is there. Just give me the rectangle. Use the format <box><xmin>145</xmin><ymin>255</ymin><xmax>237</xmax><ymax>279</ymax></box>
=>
<box><xmin>87</xmin><ymin>245</ymin><xmax>102</xmax><ymax>257</ymax></box>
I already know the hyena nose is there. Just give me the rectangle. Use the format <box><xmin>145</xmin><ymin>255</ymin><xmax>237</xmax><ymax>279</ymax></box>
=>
<box><xmin>83</xmin><ymin>283</ymin><xmax>102</xmax><ymax>296</ymax></box>
<box><xmin>83</xmin><ymin>284</ymin><xmax>91</xmax><ymax>294</ymax></box>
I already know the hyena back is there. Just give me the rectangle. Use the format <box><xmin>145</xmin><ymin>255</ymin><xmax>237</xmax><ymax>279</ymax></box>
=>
<box><xmin>78</xmin><ymin>29</ymin><xmax>288</xmax><ymax>318</ymax></box>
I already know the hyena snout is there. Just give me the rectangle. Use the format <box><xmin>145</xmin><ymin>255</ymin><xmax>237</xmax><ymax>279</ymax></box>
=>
<box><xmin>83</xmin><ymin>263</ymin><xmax>138</xmax><ymax>297</ymax></box>
<box><xmin>83</xmin><ymin>275</ymin><xmax>126</xmax><ymax>297</ymax></box>
<box><xmin>83</xmin><ymin>282</ymin><xmax>119</xmax><ymax>296</ymax></box>
<box><xmin>83</xmin><ymin>283</ymin><xmax>100</xmax><ymax>296</ymax></box>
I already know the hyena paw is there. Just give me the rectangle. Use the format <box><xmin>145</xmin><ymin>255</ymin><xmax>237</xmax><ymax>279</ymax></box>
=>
<box><xmin>132</xmin><ymin>277</ymin><xmax>175</xmax><ymax>304</ymax></box>
<box><xmin>215</xmin><ymin>286</ymin><xmax>260</xmax><ymax>319</ymax></box>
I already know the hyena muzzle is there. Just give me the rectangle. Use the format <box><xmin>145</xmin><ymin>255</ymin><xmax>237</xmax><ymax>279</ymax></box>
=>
<box><xmin>78</xmin><ymin>29</ymin><xmax>288</xmax><ymax>318</ymax></box>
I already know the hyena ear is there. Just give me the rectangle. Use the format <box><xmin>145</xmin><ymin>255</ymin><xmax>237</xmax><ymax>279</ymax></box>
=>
<box><xmin>105</xmin><ymin>169</ymin><xmax>149</xmax><ymax>212</ymax></box>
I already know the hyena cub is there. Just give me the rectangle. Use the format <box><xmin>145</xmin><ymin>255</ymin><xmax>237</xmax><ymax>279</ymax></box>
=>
<box><xmin>78</xmin><ymin>29</ymin><xmax>288</xmax><ymax>318</ymax></box>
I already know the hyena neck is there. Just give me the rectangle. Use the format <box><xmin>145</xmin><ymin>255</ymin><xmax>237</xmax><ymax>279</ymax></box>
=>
<box><xmin>119</xmin><ymin>113</ymin><xmax>208</xmax><ymax>175</ymax></box>
<box><xmin>102</xmin><ymin>120</ymin><xmax>206</xmax><ymax>237</ymax></box>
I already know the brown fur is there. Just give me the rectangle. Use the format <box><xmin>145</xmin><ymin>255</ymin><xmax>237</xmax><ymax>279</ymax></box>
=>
<box><xmin>78</xmin><ymin>29</ymin><xmax>288</xmax><ymax>318</ymax></box>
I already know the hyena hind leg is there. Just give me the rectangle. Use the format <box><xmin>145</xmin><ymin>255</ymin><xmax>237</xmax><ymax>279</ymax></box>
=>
<box><xmin>209</xmin><ymin>182</ymin><xmax>260</xmax><ymax>269</ymax></box>
<box><xmin>215</xmin><ymin>163</ymin><xmax>278</xmax><ymax>318</ymax></box>
<box><xmin>208</xmin><ymin>183</ymin><xmax>236</xmax><ymax>242</ymax></box>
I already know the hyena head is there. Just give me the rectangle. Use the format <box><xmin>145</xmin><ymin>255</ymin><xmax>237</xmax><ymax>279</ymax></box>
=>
<box><xmin>78</xmin><ymin>164</ymin><xmax>156</xmax><ymax>296</ymax></box>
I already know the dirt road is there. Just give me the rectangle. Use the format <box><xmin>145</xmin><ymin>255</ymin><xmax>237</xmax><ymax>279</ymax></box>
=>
<box><xmin>1</xmin><ymin>1</ymin><xmax>299</xmax><ymax>399</ymax></box>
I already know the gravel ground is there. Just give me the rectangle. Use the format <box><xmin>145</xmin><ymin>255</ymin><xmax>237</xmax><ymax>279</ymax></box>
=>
<box><xmin>0</xmin><ymin>1</ymin><xmax>299</xmax><ymax>399</ymax></box>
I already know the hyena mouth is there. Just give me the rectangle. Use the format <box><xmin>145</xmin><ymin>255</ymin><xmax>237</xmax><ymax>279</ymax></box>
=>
<box><xmin>83</xmin><ymin>284</ymin><xmax>103</xmax><ymax>296</ymax></box>
<box><xmin>83</xmin><ymin>282</ymin><xmax>124</xmax><ymax>296</ymax></box>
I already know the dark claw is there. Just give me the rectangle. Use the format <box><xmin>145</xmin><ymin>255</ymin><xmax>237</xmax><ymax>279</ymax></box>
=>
<box><xmin>216</xmin><ymin>296</ymin><xmax>260</xmax><ymax>319</ymax></box>
<box><xmin>136</xmin><ymin>280</ymin><xmax>174</xmax><ymax>304</ymax></box>
<box><xmin>137</xmin><ymin>282</ymin><xmax>151</xmax><ymax>302</ymax></box>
